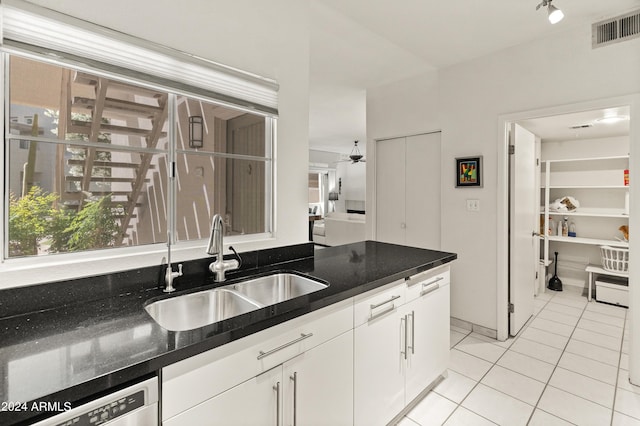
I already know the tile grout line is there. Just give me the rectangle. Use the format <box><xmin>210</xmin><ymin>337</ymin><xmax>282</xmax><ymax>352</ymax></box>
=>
<box><xmin>609</xmin><ymin>307</ymin><xmax>629</xmax><ymax>426</ymax></box>
<box><xmin>434</xmin><ymin>292</ymin><xmax>625</xmax><ymax>426</ymax></box>
<box><xmin>524</xmin><ymin>290</ymin><xmax>589</xmax><ymax>425</ymax></box>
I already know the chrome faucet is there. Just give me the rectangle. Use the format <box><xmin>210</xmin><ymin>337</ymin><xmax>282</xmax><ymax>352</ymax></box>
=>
<box><xmin>206</xmin><ymin>214</ymin><xmax>241</xmax><ymax>282</ymax></box>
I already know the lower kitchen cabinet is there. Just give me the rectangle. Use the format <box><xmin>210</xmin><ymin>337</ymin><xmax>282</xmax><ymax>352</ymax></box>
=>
<box><xmin>354</xmin><ymin>298</ymin><xmax>407</xmax><ymax>426</ymax></box>
<box><xmin>354</xmin><ymin>266</ymin><xmax>450</xmax><ymax>426</ymax></box>
<box><xmin>283</xmin><ymin>331</ymin><xmax>353</xmax><ymax>426</ymax></box>
<box><xmin>164</xmin><ymin>331</ymin><xmax>353</xmax><ymax>426</ymax></box>
<box><xmin>164</xmin><ymin>366</ymin><xmax>281</xmax><ymax>426</ymax></box>
<box><xmin>404</xmin><ymin>278</ymin><xmax>450</xmax><ymax>403</ymax></box>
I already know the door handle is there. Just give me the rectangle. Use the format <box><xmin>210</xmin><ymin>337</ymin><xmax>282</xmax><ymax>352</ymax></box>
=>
<box><xmin>273</xmin><ymin>381</ymin><xmax>280</xmax><ymax>426</ymax></box>
<box><xmin>401</xmin><ymin>315</ymin><xmax>408</xmax><ymax>360</ymax></box>
<box><xmin>408</xmin><ymin>310</ymin><xmax>415</xmax><ymax>354</ymax></box>
<box><xmin>290</xmin><ymin>372</ymin><xmax>298</xmax><ymax>426</ymax></box>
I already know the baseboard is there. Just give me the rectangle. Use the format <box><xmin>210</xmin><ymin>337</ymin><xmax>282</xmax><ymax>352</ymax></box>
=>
<box><xmin>387</xmin><ymin>372</ymin><xmax>446</xmax><ymax>426</ymax></box>
<box><xmin>451</xmin><ymin>316</ymin><xmax>497</xmax><ymax>339</ymax></box>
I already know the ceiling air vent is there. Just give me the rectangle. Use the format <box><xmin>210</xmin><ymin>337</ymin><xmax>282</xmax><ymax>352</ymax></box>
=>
<box><xmin>569</xmin><ymin>124</ymin><xmax>593</xmax><ymax>130</ymax></box>
<box><xmin>592</xmin><ymin>9</ymin><xmax>640</xmax><ymax>48</ymax></box>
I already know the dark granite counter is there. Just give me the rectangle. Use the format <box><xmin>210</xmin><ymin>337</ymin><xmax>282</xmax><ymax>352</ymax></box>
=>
<box><xmin>0</xmin><ymin>241</ymin><xmax>456</xmax><ymax>425</ymax></box>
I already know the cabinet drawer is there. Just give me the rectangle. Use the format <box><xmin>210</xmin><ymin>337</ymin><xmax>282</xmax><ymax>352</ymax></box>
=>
<box><xmin>354</xmin><ymin>280</ymin><xmax>405</xmax><ymax>327</ymax></box>
<box><xmin>405</xmin><ymin>265</ymin><xmax>450</xmax><ymax>302</ymax></box>
<box><xmin>162</xmin><ymin>299</ymin><xmax>353</xmax><ymax>420</ymax></box>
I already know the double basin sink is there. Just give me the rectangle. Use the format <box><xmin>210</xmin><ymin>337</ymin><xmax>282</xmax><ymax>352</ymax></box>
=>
<box><xmin>144</xmin><ymin>272</ymin><xmax>328</xmax><ymax>331</ymax></box>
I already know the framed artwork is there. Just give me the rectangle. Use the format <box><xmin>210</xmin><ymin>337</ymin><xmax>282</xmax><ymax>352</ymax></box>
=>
<box><xmin>456</xmin><ymin>156</ymin><xmax>483</xmax><ymax>187</ymax></box>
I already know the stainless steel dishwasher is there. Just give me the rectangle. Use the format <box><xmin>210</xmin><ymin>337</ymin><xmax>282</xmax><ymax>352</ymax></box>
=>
<box><xmin>33</xmin><ymin>377</ymin><xmax>158</xmax><ymax>425</ymax></box>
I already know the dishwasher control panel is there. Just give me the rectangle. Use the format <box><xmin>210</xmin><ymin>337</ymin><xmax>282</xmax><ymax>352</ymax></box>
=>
<box><xmin>55</xmin><ymin>390</ymin><xmax>144</xmax><ymax>426</ymax></box>
<box><xmin>33</xmin><ymin>377</ymin><xmax>158</xmax><ymax>426</ymax></box>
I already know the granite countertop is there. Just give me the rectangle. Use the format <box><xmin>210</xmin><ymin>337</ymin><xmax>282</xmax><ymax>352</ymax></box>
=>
<box><xmin>0</xmin><ymin>241</ymin><xmax>456</xmax><ymax>425</ymax></box>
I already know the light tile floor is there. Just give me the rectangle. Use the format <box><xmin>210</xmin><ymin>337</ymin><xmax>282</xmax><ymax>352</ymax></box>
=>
<box><xmin>397</xmin><ymin>287</ymin><xmax>639</xmax><ymax>426</ymax></box>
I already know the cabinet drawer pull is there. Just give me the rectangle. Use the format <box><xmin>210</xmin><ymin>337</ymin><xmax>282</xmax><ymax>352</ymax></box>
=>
<box><xmin>424</xmin><ymin>276</ymin><xmax>444</xmax><ymax>287</ymax></box>
<box><xmin>368</xmin><ymin>304</ymin><xmax>396</xmax><ymax>322</ymax></box>
<box><xmin>421</xmin><ymin>281</ymin><xmax>441</xmax><ymax>296</ymax></box>
<box><xmin>257</xmin><ymin>333</ymin><xmax>314</xmax><ymax>360</ymax></box>
<box><xmin>370</xmin><ymin>294</ymin><xmax>401</xmax><ymax>310</ymax></box>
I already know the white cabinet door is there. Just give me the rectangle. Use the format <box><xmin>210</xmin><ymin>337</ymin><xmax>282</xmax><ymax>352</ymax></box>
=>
<box><xmin>283</xmin><ymin>331</ymin><xmax>354</xmax><ymax>426</ymax></box>
<box><xmin>405</xmin><ymin>284</ymin><xmax>450</xmax><ymax>403</ymax></box>
<box><xmin>376</xmin><ymin>137</ymin><xmax>406</xmax><ymax>245</ymax></box>
<box><xmin>164</xmin><ymin>366</ymin><xmax>281</xmax><ymax>426</ymax></box>
<box><xmin>354</xmin><ymin>306</ymin><xmax>407</xmax><ymax>426</ymax></box>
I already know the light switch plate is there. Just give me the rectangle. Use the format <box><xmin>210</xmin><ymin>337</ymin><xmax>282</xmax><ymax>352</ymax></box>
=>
<box><xmin>466</xmin><ymin>199</ymin><xmax>480</xmax><ymax>212</ymax></box>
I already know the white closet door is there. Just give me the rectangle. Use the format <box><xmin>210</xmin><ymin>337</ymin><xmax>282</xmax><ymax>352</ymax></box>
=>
<box><xmin>405</xmin><ymin>133</ymin><xmax>441</xmax><ymax>249</ymax></box>
<box><xmin>376</xmin><ymin>137</ymin><xmax>406</xmax><ymax>245</ymax></box>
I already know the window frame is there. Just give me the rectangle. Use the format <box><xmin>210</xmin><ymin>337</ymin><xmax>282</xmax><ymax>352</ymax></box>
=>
<box><xmin>0</xmin><ymin>43</ymin><xmax>276</xmax><ymax>289</ymax></box>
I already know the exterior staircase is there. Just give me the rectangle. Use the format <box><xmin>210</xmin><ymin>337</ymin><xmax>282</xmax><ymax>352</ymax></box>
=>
<box><xmin>59</xmin><ymin>70</ymin><xmax>168</xmax><ymax>245</ymax></box>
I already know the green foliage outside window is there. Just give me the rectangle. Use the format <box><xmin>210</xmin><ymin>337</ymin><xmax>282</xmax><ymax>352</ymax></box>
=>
<box><xmin>8</xmin><ymin>186</ymin><xmax>120</xmax><ymax>257</ymax></box>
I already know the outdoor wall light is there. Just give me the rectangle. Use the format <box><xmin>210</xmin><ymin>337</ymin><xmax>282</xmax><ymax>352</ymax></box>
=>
<box><xmin>189</xmin><ymin>115</ymin><xmax>203</xmax><ymax>148</ymax></box>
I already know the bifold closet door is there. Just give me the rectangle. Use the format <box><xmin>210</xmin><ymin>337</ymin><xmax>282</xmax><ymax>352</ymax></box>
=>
<box><xmin>376</xmin><ymin>133</ymin><xmax>441</xmax><ymax>249</ymax></box>
<box><xmin>405</xmin><ymin>133</ymin><xmax>441</xmax><ymax>249</ymax></box>
<box><xmin>376</xmin><ymin>137</ymin><xmax>407</xmax><ymax>245</ymax></box>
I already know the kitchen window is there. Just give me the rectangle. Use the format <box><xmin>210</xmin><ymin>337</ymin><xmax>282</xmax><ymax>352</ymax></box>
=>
<box><xmin>1</xmin><ymin>1</ymin><xmax>277</xmax><ymax>264</ymax></box>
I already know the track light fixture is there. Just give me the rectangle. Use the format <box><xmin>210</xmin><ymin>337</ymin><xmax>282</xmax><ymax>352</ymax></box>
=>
<box><xmin>536</xmin><ymin>0</ymin><xmax>564</xmax><ymax>24</ymax></box>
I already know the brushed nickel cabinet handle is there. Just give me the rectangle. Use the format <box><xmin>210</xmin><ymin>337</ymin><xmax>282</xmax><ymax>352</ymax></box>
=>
<box><xmin>290</xmin><ymin>372</ymin><xmax>298</xmax><ymax>426</ymax></box>
<box><xmin>370</xmin><ymin>294</ymin><xmax>401</xmax><ymax>310</ymax></box>
<box><xmin>409</xmin><ymin>310</ymin><xmax>415</xmax><ymax>354</ymax></box>
<box><xmin>421</xmin><ymin>281</ymin><xmax>441</xmax><ymax>296</ymax></box>
<box><xmin>401</xmin><ymin>316</ymin><xmax>408</xmax><ymax>360</ymax></box>
<box><xmin>258</xmin><ymin>333</ymin><xmax>313</xmax><ymax>360</ymax></box>
<box><xmin>273</xmin><ymin>381</ymin><xmax>280</xmax><ymax>426</ymax></box>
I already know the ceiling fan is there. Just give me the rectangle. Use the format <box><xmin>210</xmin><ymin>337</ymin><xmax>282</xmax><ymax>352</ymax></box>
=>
<box><xmin>338</xmin><ymin>140</ymin><xmax>366</xmax><ymax>164</ymax></box>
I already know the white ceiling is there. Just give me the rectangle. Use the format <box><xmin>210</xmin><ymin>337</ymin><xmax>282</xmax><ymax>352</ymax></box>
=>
<box><xmin>309</xmin><ymin>0</ymin><xmax>639</xmax><ymax>153</ymax></box>
<box><xmin>518</xmin><ymin>106</ymin><xmax>630</xmax><ymax>142</ymax></box>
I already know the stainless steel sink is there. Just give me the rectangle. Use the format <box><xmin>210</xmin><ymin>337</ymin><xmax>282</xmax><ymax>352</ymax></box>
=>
<box><xmin>144</xmin><ymin>288</ymin><xmax>262</xmax><ymax>331</ymax></box>
<box><xmin>145</xmin><ymin>272</ymin><xmax>328</xmax><ymax>331</ymax></box>
<box><xmin>229</xmin><ymin>273</ymin><xmax>328</xmax><ymax>306</ymax></box>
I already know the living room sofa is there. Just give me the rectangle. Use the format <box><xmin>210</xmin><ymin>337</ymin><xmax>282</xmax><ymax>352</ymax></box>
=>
<box><xmin>313</xmin><ymin>212</ymin><xmax>366</xmax><ymax>246</ymax></box>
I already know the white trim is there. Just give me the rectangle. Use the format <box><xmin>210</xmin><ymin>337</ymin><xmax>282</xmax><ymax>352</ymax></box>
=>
<box><xmin>1</xmin><ymin>0</ymin><xmax>278</xmax><ymax>115</ymax></box>
<box><xmin>497</xmin><ymin>95</ymin><xmax>640</xmax><ymax>382</ymax></box>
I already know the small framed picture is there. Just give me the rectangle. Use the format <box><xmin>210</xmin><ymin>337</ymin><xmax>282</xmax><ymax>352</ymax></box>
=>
<box><xmin>456</xmin><ymin>156</ymin><xmax>483</xmax><ymax>188</ymax></box>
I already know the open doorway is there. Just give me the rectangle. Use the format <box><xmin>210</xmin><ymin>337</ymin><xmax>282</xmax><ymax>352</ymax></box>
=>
<box><xmin>497</xmin><ymin>94</ymin><xmax>640</xmax><ymax>385</ymax></box>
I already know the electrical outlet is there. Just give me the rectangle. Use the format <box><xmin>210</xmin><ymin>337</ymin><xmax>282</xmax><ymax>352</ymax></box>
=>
<box><xmin>466</xmin><ymin>199</ymin><xmax>480</xmax><ymax>212</ymax></box>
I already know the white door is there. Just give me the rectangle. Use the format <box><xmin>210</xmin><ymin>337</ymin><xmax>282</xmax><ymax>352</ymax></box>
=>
<box><xmin>163</xmin><ymin>366</ymin><xmax>281</xmax><ymax>426</ymax></box>
<box><xmin>509</xmin><ymin>123</ymin><xmax>537</xmax><ymax>336</ymax></box>
<box><xmin>405</xmin><ymin>133</ymin><xmax>441</xmax><ymax>249</ymax></box>
<box><xmin>405</xmin><ymin>284</ymin><xmax>450</xmax><ymax>403</ymax></box>
<box><xmin>354</xmin><ymin>307</ymin><xmax>406</xmax><ymax>426</ymax></box>
<box><xmin>376</xmin><ymin>137</ymin><xmax>406</xmax><ymax>245</ymax></box>
<box><xmin>283</xmin><ymin>332</ymin><xmax>353</xmax><ymax>426</ymax></box>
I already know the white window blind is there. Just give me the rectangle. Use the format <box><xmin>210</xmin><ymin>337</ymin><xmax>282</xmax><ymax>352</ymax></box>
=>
<box><xmin>0</xmin><ymin>0</ymin><xmax>278</xmax><ymax>116</ymax></box>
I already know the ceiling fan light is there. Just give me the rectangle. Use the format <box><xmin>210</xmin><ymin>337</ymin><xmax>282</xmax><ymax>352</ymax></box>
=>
<box><xmin>548</xmin><ymin>4</ymin><xmax>564</xmax><ymax>24</ymax></box>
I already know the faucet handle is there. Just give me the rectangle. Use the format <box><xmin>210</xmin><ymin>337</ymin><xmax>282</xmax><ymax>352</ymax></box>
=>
<box><xmin>177</xmin><ymin>263</ymin><xmax>183</xmax><ymax>276</ymax></box>
<box><xmin>229</xmin><ymin>246</ymin><xmax>242</xmax><ymax>268</ymax></box>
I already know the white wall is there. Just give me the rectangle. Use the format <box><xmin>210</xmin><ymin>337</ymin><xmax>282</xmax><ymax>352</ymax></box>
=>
<box><xmin>439</xmin><ymin>26</ymin><xmax>640</xmax><ymax>331</ymax></box>
<box><xmin>2</xmin><ymin>0</ymin><xmax>310</xmax><ymax>286</ymax></box>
